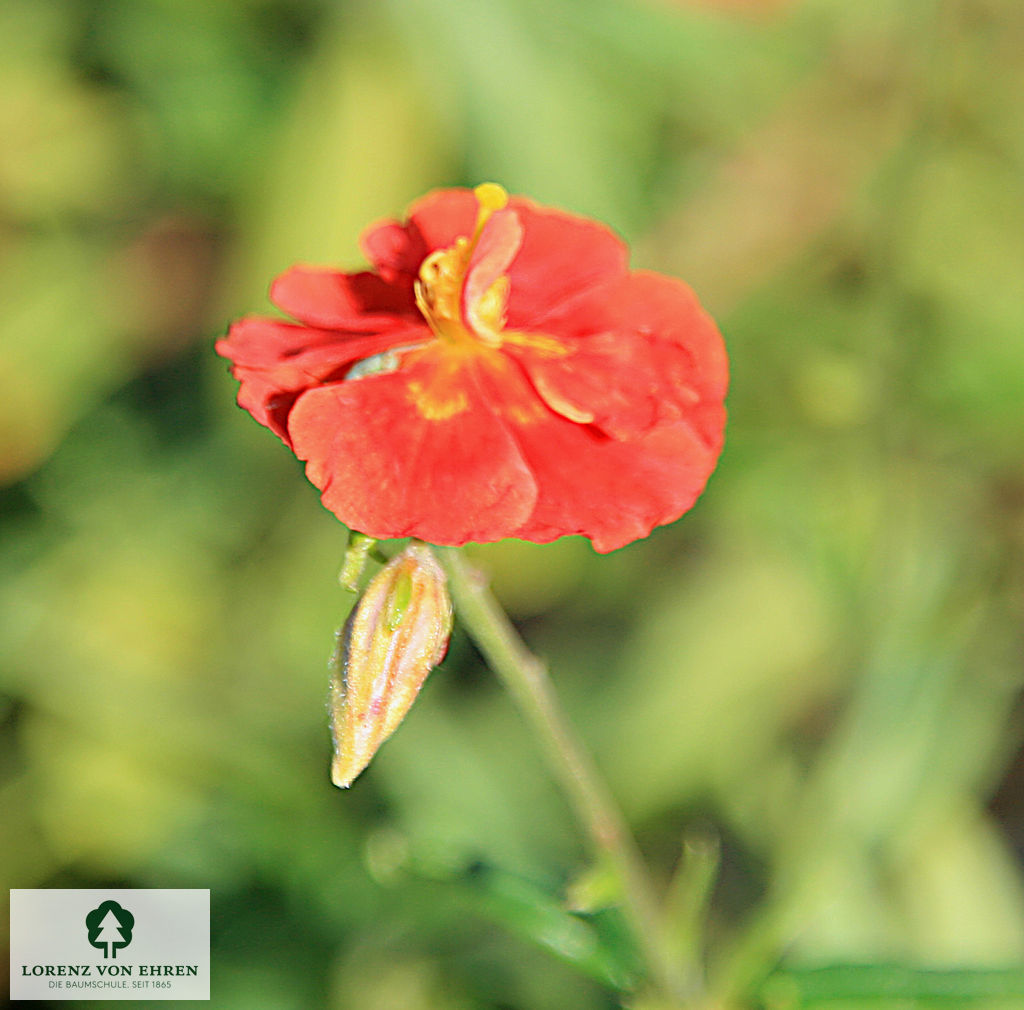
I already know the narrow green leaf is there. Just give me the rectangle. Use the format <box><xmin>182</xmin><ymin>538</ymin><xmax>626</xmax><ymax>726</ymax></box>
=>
<box><xmin>451</xmin><ymin>861</ymin><xmax>642</xmax><ymax>992</ymax></box>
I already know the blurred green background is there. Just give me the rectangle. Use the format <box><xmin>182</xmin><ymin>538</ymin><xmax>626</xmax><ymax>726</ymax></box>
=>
<box><xmin>2</xmin><ymin>0</ymin><xmax>1024</xmax><ymax>1006</ymax></box>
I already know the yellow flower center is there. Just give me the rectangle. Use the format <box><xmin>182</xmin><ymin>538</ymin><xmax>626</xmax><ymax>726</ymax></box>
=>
<box><xmin>414</xmin><ymin>183</ymin><xmax>512</xmax><ymax>348</ymax></box>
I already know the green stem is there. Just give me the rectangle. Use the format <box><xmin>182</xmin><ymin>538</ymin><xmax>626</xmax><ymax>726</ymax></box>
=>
<box><xmin>438</xmin><ymin>547</ymin><xmax>687</xmax><ymax>1003</ymax></box>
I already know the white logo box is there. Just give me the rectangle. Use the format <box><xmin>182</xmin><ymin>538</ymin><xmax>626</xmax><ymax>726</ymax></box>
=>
<box><xmin>10</xmin><ymin>889</ymin><xmax>210</xmax><ymax>1001</ymax></box>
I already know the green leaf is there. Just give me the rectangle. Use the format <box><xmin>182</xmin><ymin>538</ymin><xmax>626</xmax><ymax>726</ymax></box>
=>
<box><xmin>447</xmin><ymin>860</ymin><xmax>642</xmax><ymax>992</ymax></box>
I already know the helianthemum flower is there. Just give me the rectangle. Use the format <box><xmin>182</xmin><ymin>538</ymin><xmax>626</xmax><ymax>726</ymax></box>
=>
<box><xmin>217</xmin><ymin>185</ymin><xmax>727</xmax><ymax>552</ymax></box>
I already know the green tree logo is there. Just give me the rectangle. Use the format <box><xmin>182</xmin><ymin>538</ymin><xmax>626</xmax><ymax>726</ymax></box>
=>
<box><xmin>85</xmin><ymin>900</ymin><xmax>135</xmax><ymax>959</ymax></box>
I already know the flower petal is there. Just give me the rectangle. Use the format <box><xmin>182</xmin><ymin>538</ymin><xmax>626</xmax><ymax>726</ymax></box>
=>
<box><xmin>360</xmin><ymin>189</ymin><xmax>479</xmax><ymax>281</ymax></box>
<box><xmin>504</xmin><ymin>198</ymin><xmax>629</xmax><ymax>326</ymax></box>
<box><xmin>270</xmin><ymin>267</ymin><xmax>417</xmax><ymax>330</ymax></box>
<box><xmin>286</xmin><ymin>351</ymin><xmax>538</xmax><ymax>544</ymax></box>
<box><xmin>407</xmin><ymin>189</ymin><xmax>480</xmax><ymax>254</ymax></box>
<box><xmin>472</xmin><ymin>357</ymin><xmax>725</xmax><ymax>552</ymax></box>
<box><xmin>359</xmin><ymin>221</ymin><xmax>425</xmax><ymax>282</ymax></box>
<box><xmin>536</xmin><ymin>271</ymin><xmax>728</xmax><ymax>394</ymax></box>
<box><xmin>512</xmin><ymin>412</ymin><xmax>724</xmax><ymax>553</ymax></box>
<box><xmin>508</xmin><ymin>271</ymin><xmax>728</xmax><ymax>443</ymax></box>
<box><xmin>507</xmin><ymin>330</ymin><xmax>665</xmax><ymax>438</ymax></box>
<box><xmin>215</xmin><ymin>317</ymin><xmax>426</xmax><ymax>443</ymax></box>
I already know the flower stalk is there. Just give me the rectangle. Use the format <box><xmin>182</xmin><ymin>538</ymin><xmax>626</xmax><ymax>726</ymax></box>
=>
<box><xmin>438</xmin><ymin>547</ymin><xmax>689</xmax><ymax>1004</ymax></box>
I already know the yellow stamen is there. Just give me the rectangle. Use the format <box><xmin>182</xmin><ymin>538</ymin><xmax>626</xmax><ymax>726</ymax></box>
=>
<box><xmin>413</xmin><ymin>183</ymin><xmax>512</xmax><ymax>347</ymax></box>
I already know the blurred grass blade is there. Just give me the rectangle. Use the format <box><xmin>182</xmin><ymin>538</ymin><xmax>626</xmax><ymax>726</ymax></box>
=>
<box><xmin>760</xmin><ymin>964</ymin><xmax>1024</xmax><ymax>1007</ymax></box>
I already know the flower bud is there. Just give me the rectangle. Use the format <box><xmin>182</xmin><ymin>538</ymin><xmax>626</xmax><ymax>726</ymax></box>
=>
<box><xmin>329</xmin><ymin>543</ymin><xmax>452</xmax><ymax>788</ymax></box>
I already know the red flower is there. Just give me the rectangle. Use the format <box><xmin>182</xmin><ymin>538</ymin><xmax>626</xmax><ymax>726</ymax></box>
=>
<box><xmin>216</xmin><ymin>185</ymin><xmax>727</xmax><ymax>552</ymax></box>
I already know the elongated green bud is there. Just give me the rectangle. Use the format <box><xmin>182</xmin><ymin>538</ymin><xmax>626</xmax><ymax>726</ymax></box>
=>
<box><xmin>329</xmin><ymin>544</ymin><xmax>452</xmax><ymax>788</ymax></box>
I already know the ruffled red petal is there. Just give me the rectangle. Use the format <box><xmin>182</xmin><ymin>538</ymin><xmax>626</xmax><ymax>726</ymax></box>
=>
<box><xmin>359</xmin><ymin>221</ymin><xmax>424</xmax><ymax>282</ymax></box>
<box><xmin>535</xmin><ymin>272</ymin><xmax>727</xmax><ymax>396</ymax></box>
<box><xmin>503</xmin><ymin>198</ymin><xmax>629</xmax><ymax>327</ymax></box>
<box><xmin>506</xmin><ymin>331</ymin><xmax>665</xmax><ymax>439</ymax></box>
<box><xmin>470</xmin><ymin>359</ymin><xmax>723</xmax><ymax>552</ymax></box>
<box><xmin>510</xmin><ymin>413</ymin><xmax>723</xmax><ymax>552</ymax></box>
<box><xmin>270</xmin><ymin>267</ymin><xmax>417</xmax><ymax>330</ymax></box>
<box><xmin>359</xmin><ymin>189</ymin><xmax>479</xmax><ymax>282</ymax></box>
<box><xmin>215</xmin><ymin>317</ymin><xmax>426</xmax><ymax>443</ymax></box>
<box><xmin>406</xmin><ymin>189</ymin><xmax>480</xmax><ymax>256</ymax></box>
<box><xmin>286</xmin><ymin>350</ymin><xmax>538</xmax><ymax>544</ymax></box>
<box><xmin>507</xmin><ymin>271</ymin><xmax>727</xmax><ymax>443</ymax></box>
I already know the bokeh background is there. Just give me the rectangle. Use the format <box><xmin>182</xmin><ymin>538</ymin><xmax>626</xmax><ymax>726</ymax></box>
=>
<box><xmin>3</xmin><ymin>0</ymin><xmax>1024</xmax><ymax>1006</ymax></box>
